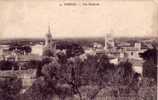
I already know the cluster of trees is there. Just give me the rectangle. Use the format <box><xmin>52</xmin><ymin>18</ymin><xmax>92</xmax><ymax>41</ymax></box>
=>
<box><xmin>56</xmin><ymin>41</ymin><xmax>84</xmax><ymax>58</ymax></box>
<box><xmin>19</xmin><ymin>47</ymin><xmax>157</xmax><ymax>100</ymax></box>
<box><xmin>0</xmin><ymin>42</ymin><xmax>157</xmax><ymax>100</ymax></box>
<box><xmin>140</xmin><ymin>48</ymin><xmax>157</xmax><ymax>81</ymax></box>
<box><xmin>42</xmin><ymin>41</ymin><xmax>84</xmax><ymax>59</ymax></box>
<box><xmin>0</xmin><ymin>60</ymin><xmax>19</xmax><ymax>70</ymax></box>
<box><xmin>18</xmin><ymin>53</ymin><xmax>145</xmax><ymax>100</ymax></box>
<box><xmin>0</xmin><ymin>76</ymin><xmax>22</xmax><ymax>100</ymax></box>
<box><xmin>0</xmin><ymin>50</ymin><xmax>156</xmax><ymax>100</ymax></box>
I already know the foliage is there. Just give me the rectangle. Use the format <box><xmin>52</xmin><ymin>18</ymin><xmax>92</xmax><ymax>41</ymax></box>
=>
<box><xmin>0</xmin><ymin>77</ymin><xmax>22</xmax><ymax>100</ymax></box>
<box><xmin>15</xmin><ymin>52</ymin><xmax>157</xmax><ymax>100</ymax></box>
<box><xmin>41</xmin><ymin>60</ymin><xmax>61</xmax><ymax>80</ymax></box>
<box><xmin>140</xmin><ymin>48</ymin><xmax>157</xmax><ymax>64</ymax></box>
<box><xmin>56</xmin><ymin>41</ymin><xmax>84</xmax><ymax>58</ymax></box>
<box><xmin>56</xmin><ymin>52</ymin><xmax>67</xmax><ymax>64</ymax></box>
<box><xmin>0</xmin><ymin>60</ymin><xmax>19</xmax><ymax>70</ymax></box>
<box><xmin>140</xmin><ymin>48</ymin><xmax>157</xmax><ymax>81</ymax></box>
<box><xmin>9</xmin><ymin>45</ymin><xmax>32</xmax><ymax>54</ymax></box>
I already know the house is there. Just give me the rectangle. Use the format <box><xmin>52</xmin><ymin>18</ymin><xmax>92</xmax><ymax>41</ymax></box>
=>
<box><xmin>117</xmin><ymin>42</ymin><xmax>144</xmax><ymax>59</ymax></box>
<box><xmin>31</xmin><ymin>44</ymin><xmax>43</xmax><ymax>56</ymax></box>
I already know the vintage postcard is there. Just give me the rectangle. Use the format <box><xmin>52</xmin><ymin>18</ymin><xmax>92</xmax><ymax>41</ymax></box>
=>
<box><xmin>0</xmin><ymin>0</ymin><xmax>157</xmax><ymax>100</ymax></box>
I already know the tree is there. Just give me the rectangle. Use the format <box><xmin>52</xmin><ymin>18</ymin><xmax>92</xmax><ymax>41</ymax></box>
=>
<box><xmin>66</xmin><ymin>45</ymin><xmax>84</xmax><ymax>58</ymax></box>
<box><xmin>56</xmin><ymin>51</ymin><xmax>67</xmax><ymax>64</ymax></box>
<box><xmin>0</xmin><ymin>60</ymin><xmax>18</xmax><ymax>70</ymax></box>
<box><xmin>140</xmin><ymin>48</ymin><xmax>157</xmax><ymax>81</ymax></box>
<box><xmin>116</xmin><ymin>61</ymin><xmax>134</xmax><ymax>85</ymax></box>
<box><xmin>40</xmin><ymin>57</ymin><xmax>85</xmax><ymax>100</ymax></box>
<box><xmin>96</xmin><ymin>54</ymin><xmax>116</xmax><ymax>85</ymax></box>
<box><xmin>140</xmin><ymin>48</ymin><xmax>157</xmax><ymax>64</ymax></box>
<box><xmin>56</xmin><ymin>41</ymin><xmax>84</xmax><ymax>58</ymax></box>
<box><xmin>23</xmin><ymin>46</ymin><xmax>32</xmax><ymax>54</ymax></box>
<box><xmin>0</xmin><ymin>77</ymin><xmax>22</xmax><ymax>100</ymax></box>
<box><xmin>41</xmin><ymin>60</ymin><xmax>61</xmax><ymax>80</ymax></box>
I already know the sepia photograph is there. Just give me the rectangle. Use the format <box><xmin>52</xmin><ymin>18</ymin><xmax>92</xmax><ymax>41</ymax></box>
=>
<box><xmin>0</xmin><ymin>0</ymin><xmax>157</xmax><ymax>100</ymax></box>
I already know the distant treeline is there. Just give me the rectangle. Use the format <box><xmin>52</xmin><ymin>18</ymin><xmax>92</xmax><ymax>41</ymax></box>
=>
<box><xmin>1</xmin><ymin>37</ymin><xmax>157</xmax><ymax>47</ymax></box>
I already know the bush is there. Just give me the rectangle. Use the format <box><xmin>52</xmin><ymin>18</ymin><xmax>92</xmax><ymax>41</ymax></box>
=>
<box><xmin>0</xmin><ymin>77</ymin><xmax>22</xmax><ymax>100</ymax></box>
<box><xmin>0</xmin><ymin>60</ymin><xmax>19</xmax><ymax>70</ymax></box>
<box><xmin>140</xmin><ymin>48</ymin><xmax>157</xmax><ymax>81</ymax></box>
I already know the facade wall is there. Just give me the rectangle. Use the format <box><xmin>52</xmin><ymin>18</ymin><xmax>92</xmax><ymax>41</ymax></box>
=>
<box><xmin>31</xmin><ymin>44</ymin><xmax>43</xmax><ymax>56</ymax></box>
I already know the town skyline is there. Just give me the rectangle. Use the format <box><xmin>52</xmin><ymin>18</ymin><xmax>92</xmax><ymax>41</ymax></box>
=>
<box><xmin>0</xmin><ymin>1</ymin><xmax>157</xmax><ymax>100</ymax></box>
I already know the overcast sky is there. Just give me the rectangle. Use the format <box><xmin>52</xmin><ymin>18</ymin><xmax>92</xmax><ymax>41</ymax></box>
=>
<box><xmin>0</xmin><ymin>0</ymin><xmax>157</xmax><ymax>39</ymax></box>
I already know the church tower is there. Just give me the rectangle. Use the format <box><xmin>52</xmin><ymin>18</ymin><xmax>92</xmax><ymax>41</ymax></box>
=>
<box><xmin>45</xmin><ymin>25</ymin><xmax>53</xmax><ymax>48</ymax></box>
<box><xmin>43</xmin><ymin>25</ymin><xmax>56</xmax><ymax>56</ymax></box>
<box><xmin>104</xmin><ymin>32</ymin><xmax>115</xmax><ymax>51</ymax></box>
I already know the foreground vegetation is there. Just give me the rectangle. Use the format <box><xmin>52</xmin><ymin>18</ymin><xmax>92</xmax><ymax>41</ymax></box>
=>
<box><xmin>0</xmin><ymin>48</ymin><xmax>157</xmax><ymax>100</ymax></box>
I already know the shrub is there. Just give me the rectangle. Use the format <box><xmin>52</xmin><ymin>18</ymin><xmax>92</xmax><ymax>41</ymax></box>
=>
<box><xmin>0</xmin><ymin>77</ymin><xmax>22</xmax><ymax>100</ymax></box>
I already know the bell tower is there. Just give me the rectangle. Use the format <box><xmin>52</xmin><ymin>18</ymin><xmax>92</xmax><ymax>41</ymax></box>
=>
<box><xmin>44</xmin><ymin>25</ymin><xmax>56</xmax><ymax>56</ymax></box>
<box><xmin>45</xmin><ymin>25</ymin><xmax>53</xmax><ymax>48</ymax></box>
